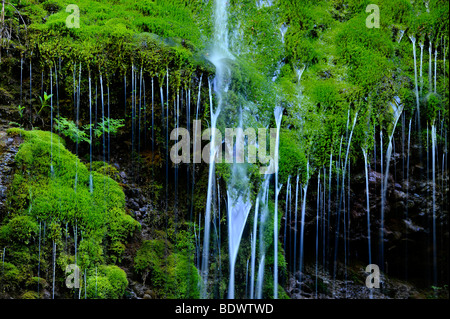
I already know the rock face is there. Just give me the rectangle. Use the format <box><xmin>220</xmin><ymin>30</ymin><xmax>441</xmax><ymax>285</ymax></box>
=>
<box><xmin>0</xmin><ymin>120</ymin><xmax>22</xmax><ymax>216</ymax></box>
<box><xmin>285</xmin><ymin>263</ymin><xmax>441</xmax><ymax>299</ymax></box>
<box><xmin>283</xmin><ymin>145</ymin><xmax>449</xmax><ymax>294</ymax></box>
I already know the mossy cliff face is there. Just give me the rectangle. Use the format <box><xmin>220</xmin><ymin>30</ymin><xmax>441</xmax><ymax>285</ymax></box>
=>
<box><xmin>0</xmin><ymin>0</ymin><xmax>448</xmax><ymax>300</ymax></box>
<box><xmin>0</xmin><ymin>128</ymin><xmax>140</xmax><ymax>298</ymax></box>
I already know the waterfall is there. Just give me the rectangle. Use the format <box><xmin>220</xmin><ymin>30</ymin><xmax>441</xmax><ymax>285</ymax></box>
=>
<box><xmin>429</xmin><ymin>40</ymin><xmax>432</xmax><ymax>93</ymax></box>
<box><xmin>56</xmin><ymin>60</ymin><xmax>59</xmax><ymax>117</ymax></box>
<box><xmin>256</xmin><ymin>174</ymin><xmax>271</xmax><ymax>299</ymax></box>
<box><xmin>100</xmin><ymin>71</ymin><xmax>105</xmax><ymax>166</ymax></box>
<box><xmin>362</xmin><ymin>148</ymin><xmax>372</xmax><ymax>298</ymax></box>
<box><xmin>405</xmin><ymin>118</ymin><xmax>412</xmax><ymax>278</ymax></box>
<box><xmin>327</xmin><ymin>152</ymin><xmax>332</xmax><ymax>271</ymax></box>
<box><xmin>124</xmin><ymin>73</ymin><xmax>127</xmax><ymax>116</ymax></box>
<box><xmin>322</xmin><ymin>167</ymin><xmax>326</xmax><ymax>269</ymax></box>
<box><xmin>29</xmin><ymin>54</ymin><xmax>32</xmax><ymax>124</ymax></box>
<box><xmin>201</xmin><ymin>79</ymin><xmax>222</xmax><ymax>298</ymax></box>
<box><xmin>151</xmin><ymin>77</ymin><xmax>154</xmax><ymax>165</ymax></box>
<box><xmin>431</xmin><ymin>124</ymin><xmax>437</xmax><ymax>285</ymax></box>
<box><xmin>245</xmin><ymin>258</ymin><xmax>249</xmax><ymax>298</ymax></box>
<box><xmin>333</xmin><ymin>113</ymin><xmax>357</xmax><ymax>281</ymax></box>
<box><xmin>131</xmin><ymin>66</ymin><xmax>135</xmax><ymax>179</ymax></box>
<box><xmin>273</xmin><ymin>105</ymin><xmax>283</xmax><ymax>299</ymax></box>
<box><xmin>74</xmin><ymin>63</ymin><xmax>81</xmax><ymax>191</ymax></box>
<box><xmin>283</xmin><ymin>176</ymin><xmax>291</xmax><ymax>258</ymax></box>
<box><xmin>202</xmin><ymin>0</ymin><xmax>233</xmax><ymax>299</ymax></box>
<box><xmin>419</xmin><ymin>42</ymin><xmax>424</xmax><ymax>95</ymax></box>
<box><xmin>49</xmin><ymin>66</ymin><xmax>54</xmax><ymax>177</ymax></box>
<box><xmin>409</xmin><ymin>36</ymin><xmax>420</xmax><ymax>132</ymax></box>
<box><xmin>315</xmin><ymin>171</ymin><xmax>320</xmax><ymax>298</ymax></box>
<box><xmin>293</xmin><ymin>174</ymin><xmax>299</xmax><ymax>276</ymax></box>
<box><xmin>249</xmin><ymin>164</ymin><xmax>273</xmax><ymax>299</ymax></box>
<box><xmin>107</xmin><ymin>82</ymin><xmax>110</xmax><ymax>164</ymax></box>
<box><xmin>166</xmin><ymin>68</ymin><xmax>169</xmax><ymax>206</ymax></box>
<box><xmin>190</xmin><ymin>75</ymin><xmax>202</xmax><ymax>272</ymax></box>
<box><xmin>380</xmin><ymin>129</ymin><xmax>384</xmax><ymax>266</ymax></box>
<box><xmin>20</xmin><ymin>56</ymin><xmax>23</xmax><ymax>105</ymax></box>
<box><xmin>37</xmin><ymin>220</ymin><xmax>41</xmax><ymax>297</ymax></box>
<box><xmin>138</xmin><ymin>66</ymin><xmax>143</xmax><ymax>154</ymax></box>
<box><xmin>280</xmin><ymin>23</ymin><xmax>288</xmax><ymax>43</ymax></box>
<box><xmin>89</xmin><ymin>72</ymin><xmax>93</xmax><ymax>193</ymax></box>
<box><xmin>226</xmin><ymin>114</ymin><xmax>252</xmax><ymax>299</ymax></box>
<box><xmin>380</xmin><ymin>99</ymin><xmax>404</xmax><ymax>271</ymax></box>
<box><xmin>362</xmin><ymin>149</ymin><xmax>371</xmax><ymax>263</ymax></box>
<box><xmin>434</xmin><ymin>49</ymin><xmax>437</xmax><ymax>93</ymax></box>
<box><xmin>52</xmin><ymin>240</ymin><xmax>56</xmax><ymax>299</ymax></box>
<box><xmin>298</xmin><ymin>163</ymin><xmax>309</xmax><ymax>287</ymax></box>
<box><xmin>256</xmin><ymin>255</ymin><xmax>265</xmax><ymax>299</ymax></box>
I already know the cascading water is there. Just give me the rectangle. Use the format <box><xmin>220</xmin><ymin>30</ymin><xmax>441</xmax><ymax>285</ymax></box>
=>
<box><xmin>226</xmin><ymin>112</ymin><xmax>253</xmax><ymax>299</ymax></box>
<box><xmin>280</xmin><ymin>23</ymin><xmax>288</xmax><ymax>44</ymax></box>
<box><xmin>431</xmin><ymin>124</ymin><xmax>437</xmax><ymax>285</ymax></box>
<box><xmin>250</xmin><ymin>163</ymin><xmax>273</xmax><ymax>299</ymax></box>
<box><xmin>283</xmin><ymin>176</ymin><xmax>291</xmax><ymax>257</ymax></box>
<box><xmin>74</xmin><ymin>63</ymin><xmax>81</xmax><ymax>191</ymax></box>
<box><xmin>409</xmin><ymin>36</ymin><xmax>421</xmax><ymax>132</ymax></box>
<box><xmin>434</xmin><ymin>48</ymin><xmax>437</xmax><ymax>93</ymax></box>
<box><xmin>201</xmin><ymin>78</ymin><xmax>222</xmax><ymax>298</ymax></box>
<box><xmin>298</xmin><ymin>163</ymin><xmax>309</xmax><ymax>287</ymax></box>
<box><xmin>273</xmin><ymin>106</ymin><xmax>283</xmax><ymax>298</ymax></box>
<box><xmin>419</xmin><ymin>42</ymin><xmax>424</xmax><ymax>94</ymax></box>
<box><xmin>380</xmin><ymin>98</ymin><xmax>404</xmax><ymax>270</ymax></box>
<box><xmin>293</xmin><ymin>174</ymin><xmax>299</xmax><ymax>275</ymax></box>
<box><xmin>333</xmin><ymin>113</ymin><xmax>357</xmax><ymax>283</ymax></box>
<box><xmin>20</xmin><ymin>56</ymin><xmax>23</xmax><ymax>105</ymax></box>
<box><xmin>256</xmin><ymin>173</ymin><xmax>271</xmax><ymax>299</ymax></box>
<box><xmin>29</xmin><ymin>54</ymin><xmax>32</xmax><ymax>124</ymax></box>
<box><xmin>89</xmin><ymin>72</ymin><xmax>93</xmax><ymax>193</ymax></box>
<box><xmin>315</xmin><ymin>171</ymin><xmax>320</xmax><ymax>298</ymax></box>
<box><xmin>429</xmin><ymin>40</ymin><xmax>432</xmax><ymax>93</ymax></box>
<box><xmin>405</xmin><ymin>118</ymin><xmax>412</xmax><ymax>277</ymax></box>
<box><xmin>202</xmin><ymin>0</ymin><xmax>234</xmax><ymax>299</ymax></box>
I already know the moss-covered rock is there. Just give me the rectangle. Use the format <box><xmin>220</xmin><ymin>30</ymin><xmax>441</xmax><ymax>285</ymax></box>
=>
<box><xmin>0</xmin><ymin>128</ymin><xmax>140</xmax><ymax>298</ymax></box>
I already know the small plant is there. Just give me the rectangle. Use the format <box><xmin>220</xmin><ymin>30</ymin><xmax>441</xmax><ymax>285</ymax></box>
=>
<box><xmin>55</xmin><ymin>116</ymin><xmax>90</xmax><ymax>144</ymax></box>
<box><xmin>17</xmin><ymin>105</ymin><xmax>26</xmax><ymax>118</ymax></box>
<box><xmin>91</xmin><ymin>117</ymin><xmax>125</xmax><ymax>138</ymax></box>
<box><xmin>8</xmin><ymin>121</ymin><xmax>21</xmax><ymax>127</ymax></box>
<box><xmin>37</xmin><ymin>92</ymin><xmax>53</xmax><ymax>115</ymax></box>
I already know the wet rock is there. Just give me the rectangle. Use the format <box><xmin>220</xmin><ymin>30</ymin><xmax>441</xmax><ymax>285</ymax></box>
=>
<box><xmin>404</xmin><ymin>219</ymin><xmax>425</xmax><ymax>233</ymax></box>
<box><xmin>128</xmin><ymin>198</ymin><xmax>140</xmax><ymax>211</ymax></box>
<box><xmin>125</xmin><ymin>289</ymin><xmax>137</xmax><ymax>299</ymax></box>
<box><xmin>369</xmin><ymin>170</ymin><xmax>382</xmax><ymax>181</ymax></box>
<box><xmin>393</xmin><ymin>189</ymin><xmax>407</xmax><ymax>201</ymax></box>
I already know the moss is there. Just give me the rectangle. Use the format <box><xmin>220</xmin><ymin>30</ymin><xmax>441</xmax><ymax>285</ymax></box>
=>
<box><xmin>21</xmin><ymin>291</ymin><xmax>40</xmax><ymax>299</ymax></box>
<box><xmin>0</xmin><ymin>262</ymin><xmax>21</xmax><ymax>291</ymax></box>
<box><xmin>278</xmin><ymin>129</ymin><xmax>308</xmax><ymax>184</ymax></box>
<box><xmin>0</xmin><ymin>215</ymin><xmax>39</xmax><ymax>245</ymax></box>
<box><xmin>86</xmin><ymin>161</ymin><xmax>121</xmax><ymax>183</ymax></box>
<box><xmin>134</xmin><ymin>237</ymin><xmax>200</xmax><ymax>298</ymax></box>
<box><xmin>1</xmin><ymin>128</ymin><xmax>139</xmax><ymax>298</ymax></box>
<box><xmin>85</xmin><ymin>265</ymin><xmax>128</xmax><ymax>299</ymax></box>
<box><xmin>26</xmin><ymin>276</ymin><xmax>48</xmax><ymax>291</ymax></box>
<box><xmin>134</xmin><ymin>239</ymin><xmax>169</xmax><ymax>287</ymax></box>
